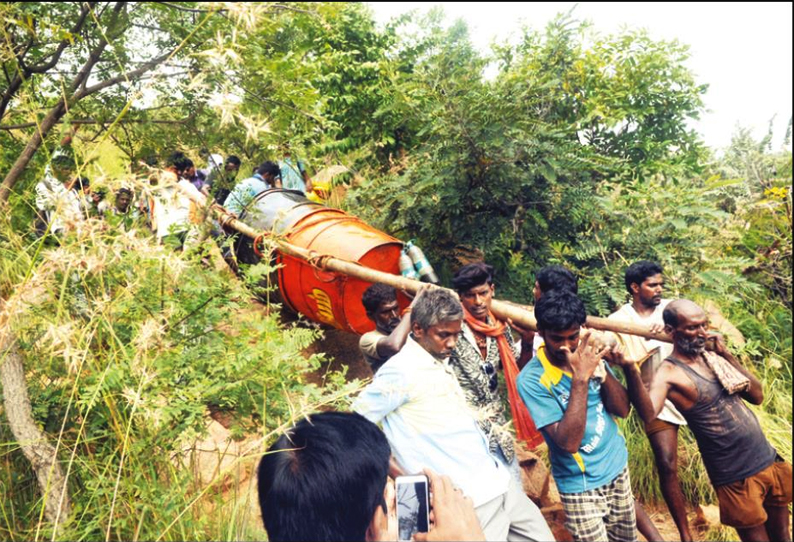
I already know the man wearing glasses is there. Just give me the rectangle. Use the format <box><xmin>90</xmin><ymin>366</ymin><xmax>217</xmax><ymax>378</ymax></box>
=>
<box><xmin>450</xmin><ymin>263</ymin><xmax>540</xmax><ymax>480</ymax></box>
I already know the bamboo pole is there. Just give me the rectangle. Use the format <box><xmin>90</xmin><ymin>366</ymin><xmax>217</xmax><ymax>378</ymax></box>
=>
<box><xmin>181</xmin><ymin>186</ymin><xmax>673</xmax><ymax>343</ymax></box>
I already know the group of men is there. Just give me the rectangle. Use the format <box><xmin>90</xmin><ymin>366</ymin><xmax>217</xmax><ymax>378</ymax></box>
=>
<box><xmin>223</xmin><ymin>147</ymin><xmax>312</xmax><ymax>216</ymax></box>
<box><xmin>258</xmin><ymin>260</ymin><xmax>791</xmax><ymax>542</ymax></box>
<box><xmin>33</xmin><ymin>143</ymin><xmax>314</xmax><ymax>251</ymax></box>
<box><xmin>33</xmin><ymin>152</ymin><xmax>137</xmax><ymax>236</ymax></box>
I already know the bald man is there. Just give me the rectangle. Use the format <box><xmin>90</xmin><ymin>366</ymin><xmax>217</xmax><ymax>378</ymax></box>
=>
<box><xmin>620</xmin><ymin>299</ymin><xmax>792</xmax><ymax>542</ymax></box>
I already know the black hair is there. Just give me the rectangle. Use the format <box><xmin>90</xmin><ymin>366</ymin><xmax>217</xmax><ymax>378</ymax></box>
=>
<box><xmin>258</xmin><ymin>411</ymin><xmax>390</xmax><ymax>542</ymax></box>
<box><xmin>256</xmin><ymin>161</ymin><xmax>281</xmax><ymax>178</ymax></box>
<box><xmin>167</xmin><ymin>150</ymin><xmax>184</xmax><ymax>163</ymax></box>
<box><xmin>166</xmin><ymin>151</ymin><xmax>191</xmax><ymax>175</ymax></box>
<box><xmin>51</xmin><ymin>154</ymin><xmax>75</xmax><ymax>169</ymax></box>
<box><xmin>184</xmin><ymin>158</ymin><xmax>194</xmax><ymax>169</ymax></box>
<box><xmin>535</xmin><ymin>289</ymin><xmax>587</xmax><ymax>331</ymax></box>
<box><xmin>141</xmin><ymin>153</ymin><xmax>158</xmax><ymax>167</ymax></box>
<box><xmin>624</xmin><ymin>261</ymin><xmax>664</xmax><ymax>293</ymax></box>
<box><xmin>116</xmin><ymin>187</ymin><xmax>132</xmax><ymax>197</ymax></box>
<box><xmin>535</xmin><ymin>265</ymin><xmax>578</xmax><ymax>295</ymax></box>
<box><xmin>226</xmin><ymin>155</ymin><xmax>242</xmax><ymax>167</ymax></box>
<box><xmin>452</xmin><ymin>262</ymin><xmax>494</xmax><ymax>293</ymax></box>
<box><xmin>361</xmin><ymin>283</ymin><xmax>396</xmax><ymax>315</ymax></box>
<box><xmin>74</xmin><ymin>176</ymin><xmax>90</xmax><ymax>190</ymax></box>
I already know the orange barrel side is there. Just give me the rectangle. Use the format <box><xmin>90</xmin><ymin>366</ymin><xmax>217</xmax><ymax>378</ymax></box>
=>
<box><xmin>240</xmin><ymin>189</ymin><xmax>403</xmax><ymax>334</ymax></box>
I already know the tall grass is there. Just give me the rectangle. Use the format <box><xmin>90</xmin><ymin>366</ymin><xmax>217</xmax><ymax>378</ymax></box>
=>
<box><xmin>0</xmin><ymin>219</ymin><xmax>361</xmax><ymax>541</ymax></box>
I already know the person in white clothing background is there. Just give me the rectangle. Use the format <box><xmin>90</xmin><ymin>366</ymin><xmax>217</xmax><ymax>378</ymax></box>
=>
<box><xmin>607</xmin><ymin>261</ymin><xmax>693</xmax><ymax>541</ymax></box>
<box><xmin>150</xmin><ymin>152</ymin><xmax>204</xmax><ymax>251</ymax></box>
<box><xmin>34</xmin><ymin>153</ymin><xmax>84</xmax><ymax>236</ymax></box>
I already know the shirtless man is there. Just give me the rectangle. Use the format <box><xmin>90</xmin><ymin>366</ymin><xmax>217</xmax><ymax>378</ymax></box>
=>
<box><xmin>622</xmin><ymin>299</ymin><xmax>792</xmax><ymax>542</ymax></box>
<box><xmin>359</xmin><ymin>283</ymin><xmax>430</xmax><ymax>374</ymax></box>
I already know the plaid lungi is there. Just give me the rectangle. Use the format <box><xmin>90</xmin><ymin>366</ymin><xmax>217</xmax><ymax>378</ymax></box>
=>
<box><xmin>559</xmin><ymin>466</ymin><xmax>637</xmax><ymax>542</ymax></box>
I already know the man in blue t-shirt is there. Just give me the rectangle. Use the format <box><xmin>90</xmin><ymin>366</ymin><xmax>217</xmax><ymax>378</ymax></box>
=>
<box><xmin>222</xmin><ymin>161</ymin><xmax>280</xmax><ymax>216</ymax></box>
<box><xmin>277</xmin><ymin>145</ymin><xmax>312</xmax><ymax>194</ymax></box>
<box><xmin>518</xmin><ymin>289</ymin><xmax>643</xmax><ymax>542</ymax></box>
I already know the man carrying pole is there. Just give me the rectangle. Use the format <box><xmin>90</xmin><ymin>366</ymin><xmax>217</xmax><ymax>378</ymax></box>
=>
<box><xmin>621</xmin><ymin>299</ymin><xmax>792</xmax><ymax>542</ymax></box>
<box><xmin>517</xmin><ymin>289</ymin><xmax>640</xmax><ymax>542</ymax></box>
<box><xmin>449</xmin><ymin>263</ymin><xmax>543</xmax><ymax>480</ymax></box>
<box><xmin>354</xmin><ymin>288</ymin><xmax>553</xmax><ymax>541</ymax></box>
<box><xmin>607</xmin><ymin>261</ymin><xmax>692</xmax><ymax>541</ymax></box>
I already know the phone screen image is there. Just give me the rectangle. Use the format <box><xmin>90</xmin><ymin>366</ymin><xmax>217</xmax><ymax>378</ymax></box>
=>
<box><xmin>396</xmin><ymin>477</ymin><xmax>429</xmax><ymax>541</ymax></box>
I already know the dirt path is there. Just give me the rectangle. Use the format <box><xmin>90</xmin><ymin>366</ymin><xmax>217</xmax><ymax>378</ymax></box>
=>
<box><xmin>642</xmin><ymin>502</ymin><xmax>706</xmax><ymax>542</ymax></box>
<box><xmin>303</xmin><ymin>325</ymin><xmax>373</xmax><ymax>385</ymax></box>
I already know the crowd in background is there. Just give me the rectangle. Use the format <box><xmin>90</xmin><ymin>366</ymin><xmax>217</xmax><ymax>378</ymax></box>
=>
<box><xmin>32</xmin><ymin>142</ymin><xmax>313</xmax><ymax>253</ymax></box>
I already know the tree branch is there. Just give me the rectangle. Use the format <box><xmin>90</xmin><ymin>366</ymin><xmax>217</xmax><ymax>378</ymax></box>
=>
<box><xmin>76</xmin><ymin>48</ymin><xmax>175</xmax><ymax>98</ymax></box>
<box><xmin>240</xmin><ymin>84</ymin><xmax>323</xmax><ymax>124</ymax></box>
<box><xmin>269</xmin><ymin>4</ymin><xmax>317</xmax><ymax>16</ymax></box>
<box><xmin>155</xmin><ymin>2</ymin><xmax>227</xmax><ymax>14</ymax></box>
<box><xmin>1</xmin><ymin>299</ymin><xmax>71</xmax><ymax>535</ymax></box>
<box><xmin>28</xmin><ymin>2</ymin><xmax>97</xmax><ymax>74</ymax></box>
<box><xmin>0</xmin><ymin>118</ymin><xmax>191</xmax><ymax>130</ymax></box>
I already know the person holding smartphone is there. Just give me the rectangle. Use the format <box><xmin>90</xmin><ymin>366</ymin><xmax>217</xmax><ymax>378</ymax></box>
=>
<box><xmin>257</xmin><ymin>411</ymin><xmax>485</xmax><ymax>542</ymax></box>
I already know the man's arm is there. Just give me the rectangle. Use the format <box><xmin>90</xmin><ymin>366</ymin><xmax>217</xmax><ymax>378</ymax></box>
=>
<box><xmin>613</xmin><ymin>355</ymin><xmax>671</xmax><ymax>424</ymax></box>
<box><xmin>541</xmin><ymin>333</ymin><xmax>609</xmax><ymax>454</ymax></box>
<box><xmin>599</xmin><ymin>362</ymin><xmax>631</xmax><ymax>418</ymax></box>
<box><xmin>541</xmin><ymin>378</ymin><xmax>591</xmax><ymax>454</ymax></box>
<box><xmin>376</xmin><ymin>286</ymin><xmax>431</xmax><ymax>359</ymax></box>
<box><xmin>223</xmin><ymin>178</ymin><xmax>258</xmax><ymax>216</ymax></box>
<box><xmin>299</xmin><ymin>161</ymin><xmax>313</xmax><ymax>193</ymax></box>
<box><xmin>374</xmin><ymin>314</ymin><xmax>412</xmax><ymax>359</ymax></box>
<box><xmin>507</xmin><ymin>318</ymin><xmax>535</xmax><ymax>370</ymax></box>
<box><xmin>352</xmin><ymin>366</ymin><xmax>410</xmax><ymax>425</ymax></box>
<box><xmin>708</xmin><ymin>333</ymin><xmax>763</xmax><ymax>404</ymax></box>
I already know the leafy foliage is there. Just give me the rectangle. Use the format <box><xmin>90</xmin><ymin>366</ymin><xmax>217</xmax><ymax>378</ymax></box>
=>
<box><xmin>0</xmin><ymin>3</ymin><xmax>791</xmax><ymax>538</ymax></box>
<box><xmin>0</xmin><ymin>222</ymin><xmax>358</xmax><ymax>540</ymax></box>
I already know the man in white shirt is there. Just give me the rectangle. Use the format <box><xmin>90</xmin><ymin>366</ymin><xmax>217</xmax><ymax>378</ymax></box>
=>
<box><xmin>151</xmin><ymin>153</ymin><xmax>203</xmax><ymax>250</ymax></box>
<box><xmin>354</xmin><ymin>288</ymin><xmax>552</xmax><ymax>541</ymax></box>
<box><xmin>608</xmin><ymin>261</ymin><xmax>692</xmax><ymax>541</ymax></box>
<box><xmin>35</xmin><ymin>153</ymin><xmax>84</xmax><ymax>235</ymax></box>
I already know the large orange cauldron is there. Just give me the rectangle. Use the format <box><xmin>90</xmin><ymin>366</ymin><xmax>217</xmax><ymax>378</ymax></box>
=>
<box><xmin>238</xmin><ymin>189</ymin><xmax>403</xmax><ymax>334</ymax></box>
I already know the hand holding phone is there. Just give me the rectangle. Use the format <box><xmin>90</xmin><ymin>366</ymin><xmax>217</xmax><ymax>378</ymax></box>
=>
<box><xmin>396</xmin><ymin>474</ymin><xmax>429</xmax><ymax>541</ymax></box>
<box><xmin>414</xmin><ymin>469</ymin><xmax>485</xmax><ymax>542</ymax></box>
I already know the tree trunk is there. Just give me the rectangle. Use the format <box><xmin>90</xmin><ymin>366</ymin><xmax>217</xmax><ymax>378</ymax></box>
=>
<box><xmin>0</xmin><ymin>74</ymin><xmax>23</xmax><ymax>122</ymax></box>
<box><xmin>0</xmin><ymin>320</ymin><xmax>71</xmax><ymax>534</ymax></box>
<box><xmin>0</xmin><ymin>2</ymin><xmax>124</xmax><ymax>205</ymax></box>
<box><xmin>0</xmin><ymin>100</ymin><xmax>67</xmax><ymax>203</ymax></box>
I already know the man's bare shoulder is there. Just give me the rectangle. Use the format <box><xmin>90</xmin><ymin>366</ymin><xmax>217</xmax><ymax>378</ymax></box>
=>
<box><xmin>656</xmin><ymin>358</ymin><xmax>683</xmax><ymax>382</ymax></box>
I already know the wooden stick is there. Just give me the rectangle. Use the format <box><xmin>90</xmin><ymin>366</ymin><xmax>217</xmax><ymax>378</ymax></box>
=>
<box><xmin>180</xmin><ymin>186</ymin><xmax>673</xmax><ymax>342</ymax></box>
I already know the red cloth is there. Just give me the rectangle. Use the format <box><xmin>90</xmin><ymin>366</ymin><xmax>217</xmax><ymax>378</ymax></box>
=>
<box><xmin>464</xmin><ymin>308</ymin><xmax>544</xmax><ymax>449</ymax></box>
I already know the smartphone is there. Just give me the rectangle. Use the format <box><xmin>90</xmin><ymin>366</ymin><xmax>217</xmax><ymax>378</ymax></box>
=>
<box><xmin>396</xmin><ymin>474</ymin><xmax>430</xmax><ymax>541</ymax></box>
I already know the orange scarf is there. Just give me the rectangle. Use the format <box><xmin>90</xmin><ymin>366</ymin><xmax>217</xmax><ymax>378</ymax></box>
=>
<box><xmin>464</xmin><ymin>308</ymin><xmax>544</xmax><ymax>449</ymax></box>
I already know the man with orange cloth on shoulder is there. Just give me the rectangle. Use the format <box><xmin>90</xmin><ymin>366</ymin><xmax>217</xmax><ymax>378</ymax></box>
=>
<box><xmin>449</xmin><ymin>262</ymin><xmax>544</xmax><ymax>481</ymax></box>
